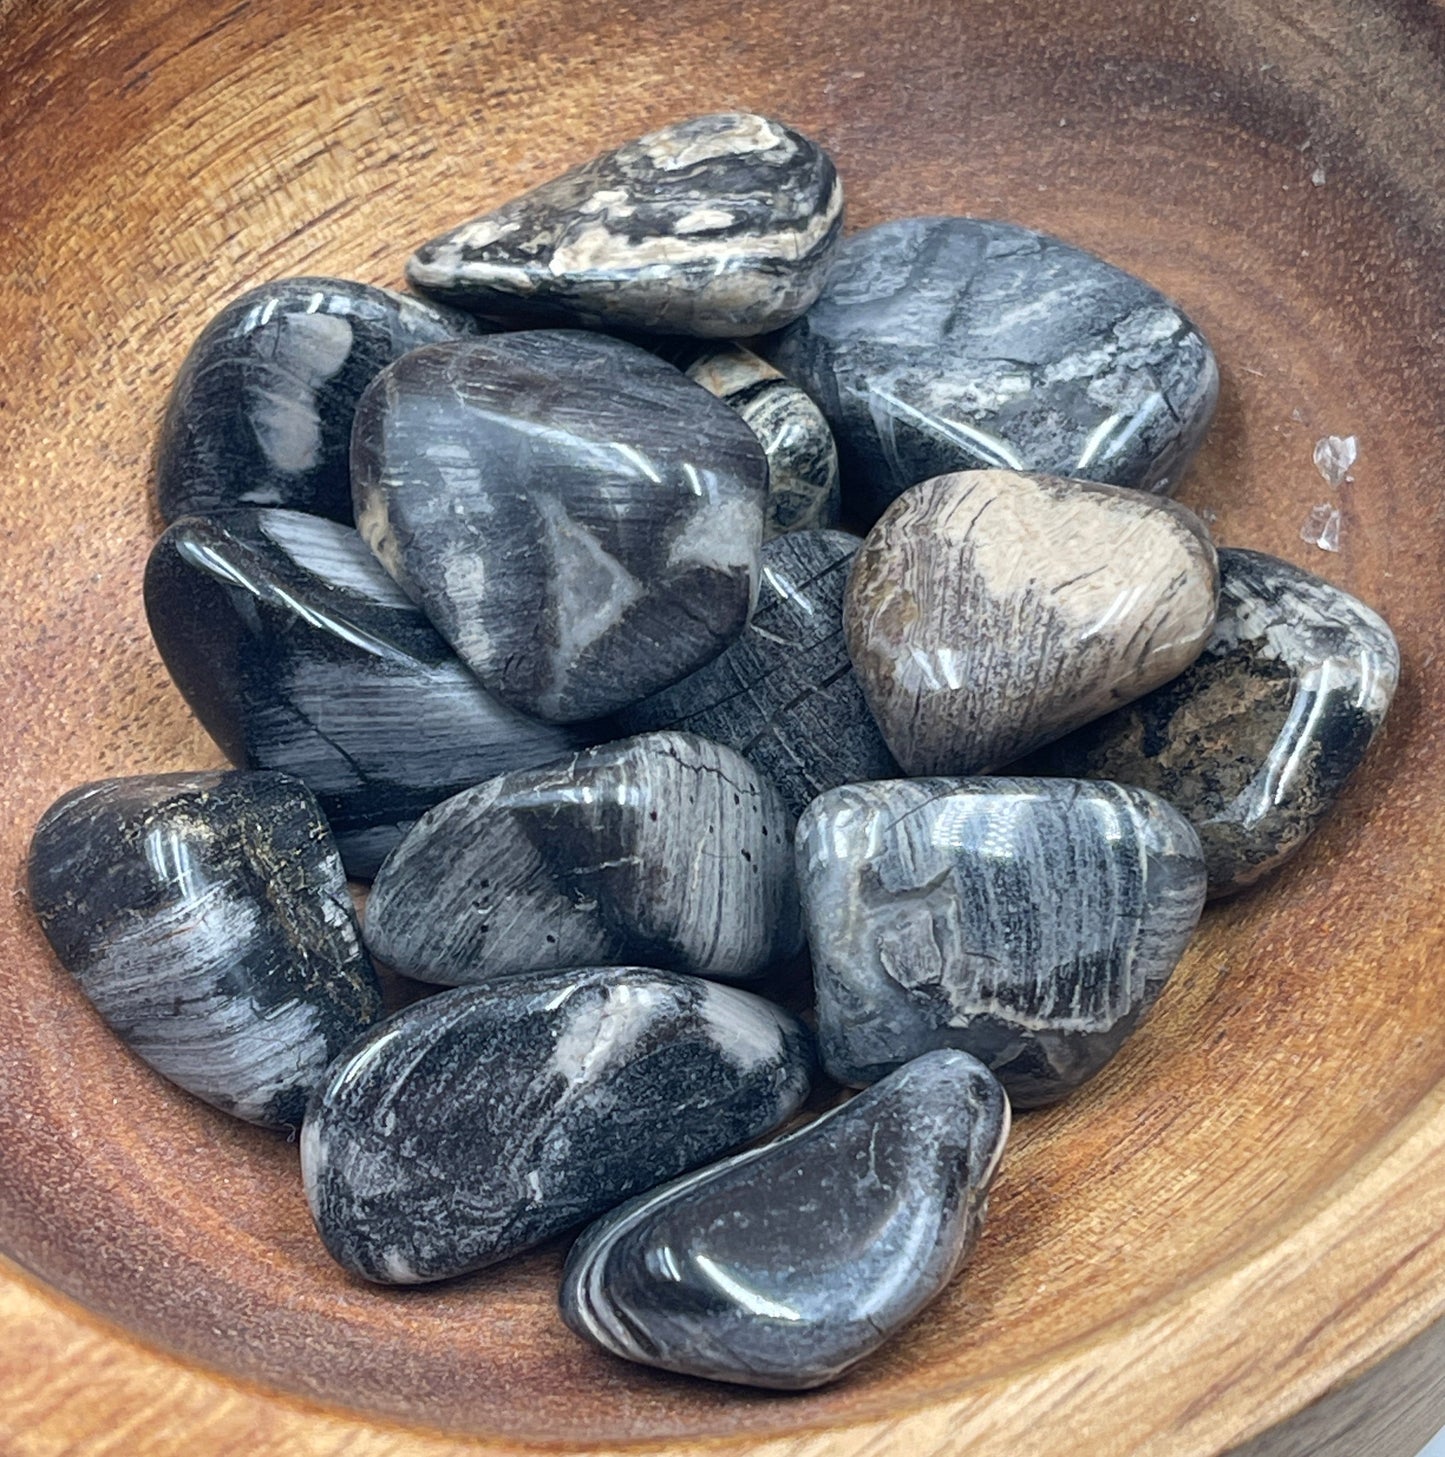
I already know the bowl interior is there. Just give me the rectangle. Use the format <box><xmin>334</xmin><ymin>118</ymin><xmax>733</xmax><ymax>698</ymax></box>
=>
<box><xmin>2</xmin><ymin>0</ymin><xmax>1443</xmax><ymax>1445</ymax></box>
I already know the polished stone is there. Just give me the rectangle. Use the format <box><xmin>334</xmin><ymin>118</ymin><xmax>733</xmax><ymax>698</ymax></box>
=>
<box><xmin>406</xmin><ymin>113</ymin><xmax>842</xmax><ymax>337</ymax></box>
<box><xmin>762</xmin><ymin>217</ymin><xmax>1219</xmax><ymax>524</ymax></box>
<box><xmin>684</xmin><ymin>345</ymin><xmax>840</xmax><ymax>537</ymax></box>
<box><xmin>302</xmin><ymin>966</ymin><xmax>813</xmax><ymax>1283</ymax></box>
<box><xmin>1018</xmin><ymin>548</ymin><xmax>1400</xmax><ymax>896</ymax></box>
<box><xmin>797</xmin><ymin>778</ymin><xmax>1206</xmax><ymax>1106</ymax></box>
<box><xmin>352</xmin><ymin>331</ymin><xmax>767</xmax><ymax>722</ymax></box>
<box><xmin>156</xmin><ymin>277</ymin><xmax>476</xmax><ymax>524</ymax></box>
<box><xmin>614</xmin><ymin>532</ymin><xmax>898</xmax><ymax>818</ymax></box>
<box><xmin>559</xmin><ymin>1049</ymin><xmax>1008</xmax><ymax>1389</ymax></box>
<box><xmin>144</xmin><ymin>509</ymin><xmax>589</xmax><ymax>879</ymax></box>
<box><xmin>27</xmin><ymin>771</ymin><xmax>382</xmax><ymax>1129</ymax></box>
<box><xmin>365</xmin><ymin>731</ymin><xmax>803</xmax><ymax>985</ymax></box>
<box><xmin>845</xmin><ymin>469</ymin><xmax>1219</xmax><ymax>775</ymax></box>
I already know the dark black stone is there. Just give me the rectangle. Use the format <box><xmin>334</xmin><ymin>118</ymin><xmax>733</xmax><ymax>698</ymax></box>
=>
<box><xmin>27</xmin><ymin>771</ymin><xmax>382</xmax><ymax>1129</ymax></box>
<box><xmin>351</xmin><ymin>331</ymin><xmax>768</xmax><ymax>722</ymax></box>
<box><xmin>155</xmin><ymin>276</ymin><xmax>476</xmax><ymax>524</ymax></box>
<box><xmin>560</xmin><ymin>1049</ymin><xmax>1008</xmax><ymax>1389</ymax></box>
<box><xmin>761</xmin><ymin>217</ymin><xmax>1219</xmax><ymax>525</ymax></box>
<box><xmin>613</xmin><ymin>531</ymin><xmax>899</xmax><ymax>818</ymax></box>
<box><xmin>144</xmin><ymin>508</ymin><xmax>589</xmax><ymax>879</ymax></box>
<box><xmin>301</xmin><ymin>967</ymin><xmax>814</xmax><ymax>1283</ymax></box>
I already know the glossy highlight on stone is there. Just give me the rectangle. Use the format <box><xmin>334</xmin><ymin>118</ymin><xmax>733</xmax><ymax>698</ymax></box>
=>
<box><xmin>560</xmin><ymin>1050</ymin><xmax>1008</xmax><ymax>1389</ymax></box>
<box><xmin>1019</xmin><ymin>548</ymin><xmax>1400</xmax><ymax>896</ymax></box>
<box><xmin>365</xmin><ymin>731</ymin><xmax>803</xmax><ymax>986</ymax></box>
<box><xmin>144</xmin><ymin>509</ymin><xmax>589</xmax><ymax>879</ymax></box>
<box><xmin>684</xmin><ymin>344</ymin><xmax>840</xmax><ymax>537</ymax></box>
<box><xmin>301</xmin><ymin>967</ymin><xmax>814</xmax><ymax>1284</ymax></box>
<box><xmin>27</xmin><ymin>771</ymin><xmax>382</xmax><ymax>1129</ymax></box>
<box><xmin>614</xmin><ymin>531</ymin><xmax>898</xmax><ymax>818</ymax></box>
<box><xmin>845</xmin><ymin>469</ymin><xmax>1219</xmax><ymax>775</ymax></box>
<box><xmin>763</xmin><ymin>217</ymin><xmax>1219</xmax><ymax>524</ymax></box>
<box><xmin>155</xmin><ymin>276</ymin><xmax>476</xmax><ymax>524</ymax></box>
<box><xmin>797</xmin><ymin>779</ymin><xmax>1206</xmax><ymax>1106</ymax></box>
<box><xmin>351</xmin><ymin>331</ymin><xmax>768</xmax><ymax>722</ymax></box>
<box><xmin>406</xmin><ymin>113</ymin><xmax>843</xmax><ymax>337</ymax></box>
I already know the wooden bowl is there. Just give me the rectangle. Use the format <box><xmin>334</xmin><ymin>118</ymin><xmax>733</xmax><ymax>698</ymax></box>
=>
<box><xmin>3</xmin><ymin>0</ymin><xmax>1444</xmax><ymax>1452</ymax></box>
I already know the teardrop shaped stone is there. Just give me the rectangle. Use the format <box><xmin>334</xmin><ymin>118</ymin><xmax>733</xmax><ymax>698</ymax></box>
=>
<box><xmin>156</xmin><ymin>277</ymin><xmax>476</xmax><ymax>524</ymax></box>
<box><xmin>27</xmin><ymin>771</ymin><xmax>382</xmax><ymax>1129</ymax></box>
<box><xmin>762</xmin><ymin>216</ymin><xmax>1218</xmax><ymax>525</ymax></box>
<box><xmin>683</xmin><ymin>345</ymin><xmax>840</xmax><ymax>537</ymax></box>
<box><xmin>559</xmin><ymin>1049</ymin><xmax>1008</xmax><ymax>1389</ymax></box>
<box><xmin>614</xmin><ymin>531</ymin><xmax>898</xmax><ymax>818</ymax></box>
<box><xmin>1018</xmin><ymin>548</ymin><xmax>1400</xmax><ymax>896</ymax></box>
<box><xmin>144</xmin><ymin>508</ymin><xmax>589</xmax><ymax>878</ymax></box>
<box><xmin>406</xmin><ymin>113</ymin><xmax>842</xmax><ymax>337</ymax></box>
<box><xmin>844</xmin><ymin>469</ymin><xmax>1219</xmax><ymax>775</ymax></box>
<box><xmin>302</xmin><ymin>967</ymin><xmax>814</xmax><ymax>1283</ymax></box>
<box><xmin>351</xmin><ymin>331</ymin><xmax>768</xmax><ymax>722</ymax></box>
<box><xmin>364</xmin><ymin>731</ymin><xmax>802</xmax><ymax>986</ymax></box>
<box><xmin>796</xmin><ymin>778</ymin><xmax>1206</xmax><ymax>1106</ymax></box>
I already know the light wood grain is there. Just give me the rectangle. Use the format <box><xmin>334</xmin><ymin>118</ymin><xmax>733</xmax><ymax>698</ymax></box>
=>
<box><xmin>1</xmin><ymin>0</ymin><xmax>1442</xmax><ymax>1451</ymax></box>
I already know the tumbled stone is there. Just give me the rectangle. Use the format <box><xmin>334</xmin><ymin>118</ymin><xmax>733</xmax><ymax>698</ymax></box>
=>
<box><xmin>763</xmin><ymin>217</ymin><xmax>1219</xmax><ymax>524</ymax></box>
<box><xmin>144</xmin><ymin>509</ymin><xmax>588</xmax><ymax>879</ymax></box>
<box><xmin>797</xmin><ymin>779</ymin><xmax>1205</xmax><ymax>1106</ymax></box>
<box><xmin>614</xmin><ymin>531</ymin><xmax>898</xmax><ymax>818</ymax></box>
<box><xmin>27</xmin><ymin>771</ymin><xmax>382</xmax><ymax>1129</ymax></box>
<box><xmin>560</xmin><ymin>1049</ymin><xmax>1008</xmax><ymax>1389</ymax></box>
<box><xmin>302</xmin><ymin>966</ymin><xmax>813</xmax><ymax>1283</ymax></box>
<box><xmin>406</xmin><ymin>113</ymin><xmax>842</xmax><ymax>337</ymax></box>
<box><xmin>684</xmin><ymin>345</ymin><xmax>840</xmax><ymax>537</ymax></box>
<box><xmin>352</xmin><ymin>331</ymin><xmax>767</xmax><ymax>722</ymax></box>
<box><xmin>1018</xmin><ymin>548</ymin><xmax>1400</xmax><ymax>896</ymax></box>
<box><xmin>365</xmin><ymin>731</ymin><xmax>802</xmax><ymax>985</ymax></box>
<box><xmin>156</xmin><ymin>276</ymin><xmax>476</xmax><ymax>524</ymax></box>
<box><xmin>845</xmin><ymin>469</ymin><xmax>1219</xmax><ymax>775</ymax></box>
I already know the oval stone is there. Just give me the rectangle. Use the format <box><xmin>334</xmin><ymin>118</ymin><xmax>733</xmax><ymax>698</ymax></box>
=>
<box><xmin>560</xmin><ymin>1049</ymin><xmax>1008</xmax><ymax>1389</ymax></box>
<box><xmin>351</xmin><ymin>331</ymin><xmax>768</xmax><ymax>722</ymax></box>
<box><xmin>156</xmin><ymin>276</ymin><xmax>476</xmax><ymax>524</ymax></box>
<box><xmin>301</xmin><ymin>967</ymin><xmax>814</xmax><ymax>1283</ymax></box>
<box><xmin>27</xmin><ymin>771</ymin><xmax>383</xmax><ymax>1129</ymax></box>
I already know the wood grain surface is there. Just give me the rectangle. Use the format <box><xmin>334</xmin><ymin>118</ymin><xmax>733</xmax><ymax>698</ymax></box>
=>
<box><xmin>1</xmin><ymin>0</ymin><xmax>1443</xmax><ymax>1452</ymax></box>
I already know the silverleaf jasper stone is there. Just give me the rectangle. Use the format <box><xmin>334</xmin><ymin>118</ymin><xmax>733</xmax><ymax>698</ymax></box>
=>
<box><xmin>762</xmin><ymin>217</ymin><xmax>1219</xmax><ymax>524</ymax></box>
<box><xmin>365</xmin><ymin>731</ymin><xmax>803</xmax><ymax>986</ymax></box>
<box><xmin>301</xmin><ymin>967</ymin><xmax>814</xmax><ymax>1284</ymax></box>
<box><xmin>614</xmin><ymin>532</ymin><xmax>898</xmax><ymax>819</ymax></box>
<box><xmin>1018</xmin><ymin>548</ymin><xmax>1400</xmax><ymax>897</ymax></box>
<box><xmin>845</xmin><ymin>469</ymin><xmax>1219</xmax><ymax>775</ymax></box>
<box><xmin>27</xmin><ymin>771</ymin><xmax>383</xmax><ymax>1129</ymax></box>
<box><xmin>156</xmin><ymin>277</ymin><xmax>476</xmax><ymax>524</ymax></box>
<box><xmin>684</xmin><ymin>345</ymin><xmax>840</xmax><ymax>537</ymax></box>
<box><xmin>144</xmin><ymin>509</ymin><xmax>589</xmax><ymax>879</ymax></box>
<box><xmin>560</xmin><ymin>1049</ymin><xmax>1008</xmax><ymax>1389</ymax></box>
<box><xmin>406</xmin><ymin>112</ymin><xmax>843</xmax><ymax>337</ymax></box>
<box><xmin>351</xmin><ymin>331</ymin><xmax>767</xmax><ymax>722</ymax></box>
<box><xmin>796</xmin><ymin>779</ymin><xmax>1206</xmax><ymax>1107</ymax></box>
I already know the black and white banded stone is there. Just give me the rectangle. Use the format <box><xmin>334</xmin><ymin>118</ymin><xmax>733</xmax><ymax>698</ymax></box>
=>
<box><xmin>796</xmin><ymin>778</ymin><xmax>1206</xmax><ymax>1107</ymax></box>
<box><xmin>365</xmin><ymin>731</ymin><xmax>803</xmax><ymax>986</ymax></box>
<box><xmin>1019</xmin><ymin>549</ymin><xmax>1400</xmax><ymax>897</ymax></box>
<box><xmin>156</xmin><ymin>277</ymin><xmax>476</xmax><ymax>524</ymax></box>
<box><xmin>614</xmin><ymin>531</ymin><xmax>898</xmax><ymax>819</ymax></box>
<box><xmin>351</xmin><ymin>331</ymin><xmax>767</xmax><ymax>722</ymax></box>
<box><xmin>560</xmin><ymin>1049</ymin><xmax>1008</xmax><ymax>1390</ymax></box>
<box><xmin>762</xmin><ymin>217</ymin><xmax>1219</xmax><ymax>525</ymax></box>
<box><xmin>684</xmin><ymin>345</ymin><xmax>840</xmax><ymax>537</ymax></box>
<box><xmin>144</xmin><ymin>509</ymin><xmax>589</xmax><ymax>879</ymax></box>
<box><xmin>27</xmin><ymin>771</ymin><xmax>382</xmax><ymax>1129</ymax></box>
<box><xmin>406</xmin><ymin>112</ymin><xmax>843</xmax><ymax>337</ymax></box>
<box><xmin>301</xmin><ymin>966</ymin><xmax>814</xmax><ymax>1284</ymax></box>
